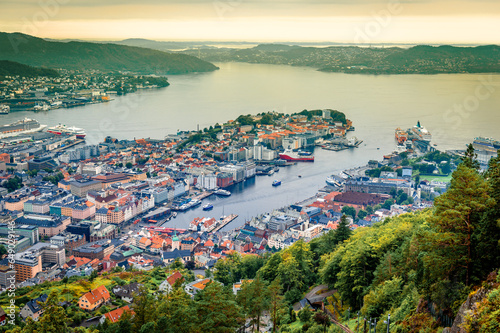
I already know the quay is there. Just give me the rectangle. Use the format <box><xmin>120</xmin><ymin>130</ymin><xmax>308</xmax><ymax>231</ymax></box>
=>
<box><xmin>212</xmin><ymin>214</ymin><xmax>238</xmax><ymax>232</ymax></box>
<box><xmin>193</xmin><ymin>191</ymin><xmax>213</xmax><ymax>200</ymax></box>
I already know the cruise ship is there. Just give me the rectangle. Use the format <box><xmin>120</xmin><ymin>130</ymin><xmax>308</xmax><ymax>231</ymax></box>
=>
<box><xmin>410</xmin><ymin>121</ymin><xmax>432</xmax><ymax>142</ymax></box>
<box><xmin>279</xmin><ymin>150</ymin><xmax>314</xmax><ymax>162</ymax></box>
<box><xmin>47</xmin><ymin>124</ymin><xmax>86</xmax><ymax>139</ymax></box>
<box><xmin>473</xmin><ymin>137</ymin><xmax>500</xmax><ymax>153</ymax></box>
<box><xmin>0</xmin><ymin>118</ymin><xmax>47</xmax><ymax>139</ymax></box>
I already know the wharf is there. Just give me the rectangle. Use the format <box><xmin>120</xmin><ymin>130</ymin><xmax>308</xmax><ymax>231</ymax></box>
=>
<box><xmin>52</xmin><ymin>139</ymin><xmax>85</xmax><ymax>152</ymax></box>
<box><xmin>193</xmin><ymin>191</ymin><xmax>213</xmax><ymax>200</ymax></box>
<box><xmin>322</xmin><ymin>145</ymin><xmax>349</xmax><ymax>152</ymax></box>
<box><xmin>212</xmin><ymin>214</ymin><xmax>238</xmax><ymax>232</ymax></box>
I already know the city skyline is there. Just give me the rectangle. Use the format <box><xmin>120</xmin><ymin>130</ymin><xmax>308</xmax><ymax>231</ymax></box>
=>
<box><xmin>0</xmin><ymin>0</ymin><xmax>499</xmax><ymax>44</ymax></box>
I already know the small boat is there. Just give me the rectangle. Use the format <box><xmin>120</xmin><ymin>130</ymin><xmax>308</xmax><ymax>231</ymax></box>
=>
<box><xmin>272</xmin><ymin>180</ymin><xmax>281</xmax><ymax>187</ymax></box>
<box><xmin>214</xmin><ymin>189</ymin><xmax>231</xmax><ymax>196</ymax></box>
<box><xmin>298</xmin><ymin>175</ymin><xmax>302</xmax><ymax>178</ymax></box>
<box><xmin>203</xmin><ymin>203</ymin><xmax>214</xmax><ymax>211</ymax></box>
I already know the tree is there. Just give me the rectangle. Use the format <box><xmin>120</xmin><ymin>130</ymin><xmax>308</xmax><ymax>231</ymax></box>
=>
<box><xmin>462</xmin><ymin>143</ymin><xmax>480</xmax><ymax>170</ymax></box>
<box><xmin>213</xmin><ymin>252</ymin><xmax>242</xmax><ymax>285</ymax></box>
<box><xmin>237</xmin><ymin>277</ymin><xmax>269</xmax><ymax>332</ymax></box>
<box><xmin>195</xmin><ymin>281</ymin><xmax>244</xmax><ymax>333</ymax></box>
<box><xmin>382</xmin><ymin>199</ymin><xmax>394</xmax><ymax>210</ymax></box>
<box><xmin>268</xmin><ymin>278</ymin><xmax>286</xmax><ymax>333</ymax></box>
<box><xmin>427</xmin><ymin>163</ymin><xmax>494</xmax><ymax>286</ymax></box>
<box><xmin>341</xmin><ymin>206</ymin><xmax>356</xmax><ymax>220</ymax></box>
<box><xmin>357</xmin><ymin>209</ymin><xmax>368</xmax><ymax>220</ymax></box>
<box><xmin>155</xmin><ymin>288</ymin><xmax>197</xmax><ymax>333</ymax></box>
<box><xmin>332</xmin><ymin>215</ymin><xmax>352</xmax><ymax>245</ymax></box>
<box><xmin>298</xmin><ymin>308</ymin><xmax>312</xmax><ymax>323</ymax></box>
<box><xmin>133</xmin><ymin>286</ymin><xmax>156</xmax><ymax>333</ymax></box>
<box><xmin>0</xmin><ymin>244</ymin><xmax>7</xmax><ymax>257</ymax></box>
<box><xmin>89</xmin><ymin>269</ymin><xmax>98</xmax><ymax>282</ymax></box>
<box><xmin>313</xmin><ymin>310</ymin><xmax>331</xmax><ymax>332</ymax></box>
<box><xmin>126</xmin><ymin>162</ymin><xmax>133</xmax><ymax>169</ymax></box>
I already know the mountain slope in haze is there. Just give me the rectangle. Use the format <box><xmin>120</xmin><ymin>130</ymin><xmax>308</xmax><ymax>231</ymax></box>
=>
<box><xmin>0</xmin><ymin>60</ymin><xmax>59</xmax><ymax>77</ymax></box>
<box><xmin>181</xmin><ymin>43</ymin><xmax>500</xmax><ymax>74</ymax></box>
<box><xmin>0</xmin><ymin>32</ymin><xmax>218</xmax><ymax>74</ymax></box>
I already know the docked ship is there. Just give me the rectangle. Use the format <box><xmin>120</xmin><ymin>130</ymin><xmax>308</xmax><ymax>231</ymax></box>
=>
<box><xmin>473</xmin><ymin>137</ymin><xmax>500</xmax><ymax>153</ymax></box>
<box><xmin>279</xmin><ymin>150</ymin><xmax>314</xmax><ymax>162</ymax></box>
<box><xmin>0</xmin><ymin>104</ymin><xmax>9</xmax><ymax>114</ymax></box>
<box><xmin>325</xmin><ymin>175</ymin><xmax>343</xmax><ymax>187</ymax></box>
<box><xmin>272</xmin><ymin>180</ymin><xmax>281</xmax><ymax>187</ymax></box>
<box><xmin>214</xmin><ymin>189</ymin><xmax>231</xmax><ymax>196</ymax></box>
<box><xmin>0</xmin><ymin>118</ymin><xmax>47</xmax><ymax>139</ymax></box>
<box><xmin>47</xmin><ymin>124</ymin><xmax>86</xmax><ymax>139</ymax></box>
<box><xmin>410</xmin><ymin>121</ymin><xmax>432</xmax><ymax>142</ymax></box>
<box><xmin>395</xmin><ymin>128</ymin><xmax>408</xmax><ymax>144</ymax></box>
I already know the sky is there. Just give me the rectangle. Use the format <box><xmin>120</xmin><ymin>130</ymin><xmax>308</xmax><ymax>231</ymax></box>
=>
<box><xmin>0</xmin><ymin>0</ymin><xmax>499</xmax><ymax>44</ymax></box>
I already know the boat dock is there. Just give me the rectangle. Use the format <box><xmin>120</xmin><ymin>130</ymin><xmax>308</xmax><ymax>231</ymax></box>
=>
<box><xmin>52</xmin><ymin>139</ymin><xmax>86</xmax><ymax>153</ymax></box>
<box><xmin>193</xmin><ymin>191</ymin><xmax>213</xmax><ymax>200</ymax></box>
<box><xmin>212</xmin><ymin>214</ymin><xmax>238</xmax><ymax>232</ymax></box>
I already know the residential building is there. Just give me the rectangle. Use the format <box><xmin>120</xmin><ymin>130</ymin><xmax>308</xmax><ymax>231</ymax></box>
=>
<box><xmin>19</xmin><ymin>294</ymin><xmax>48</xmax><ymax>321</ymax></box>
<box><xmin>78</xmin><ymin>285</ymin><xmax>110</xmax><ymax>311</ymax></box>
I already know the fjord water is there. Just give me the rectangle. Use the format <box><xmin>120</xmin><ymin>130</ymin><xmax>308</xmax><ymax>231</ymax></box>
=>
<box><xmin>2</xmin><ymin>63</ymin><xmax>499</xmax><ymax>229</ymax></box>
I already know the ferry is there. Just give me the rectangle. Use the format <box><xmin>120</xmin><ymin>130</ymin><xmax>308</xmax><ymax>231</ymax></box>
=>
<box><xmin>326</xmin><ymin>175</ymin><xmax>343</xmax><ymax>187</ymax></box>
<box><xmin>47</xmin><ymin>124</ymin><xmax>86</xmax><ymax>139</ymax></box>
<box><xmin>279</xmin><ymin>150</ymin><xmax>314</xmax><ymax>162</ymax></box>
<box><xmin>214</xmin><ymin>189</ymin><xmax>231</xmax><ymax>196</ymax></box>
<box><xmin>272</xmin><ymin>180</ymin><xmax>281</xmax><ymax>187</ymax></box>
<box><xmin>0</xmin><ymin>118</ymin><xmax>47</xmax><ymax>139</ymax></box>
<box><xmin>0</xmin><ymin>105</ymin><xmax>9</xmax><ymax>114</ymax></box>
<box><xmin>395</xmin><ymin>128</ymin><xmax>408</xmax><ymax>144</ymax></box>
<box><xmin>202</xmin><ymin>203</ymin><xmax>214</xmax><ymax>211</ymax></box>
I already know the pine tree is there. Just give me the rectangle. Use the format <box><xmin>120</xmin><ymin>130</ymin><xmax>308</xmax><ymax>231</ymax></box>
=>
<box><xmin>428</xmin><ymin>163</ymin><xmax>494</xmax><ymax>285</ymax></box>
<box><xmin>333</xmin><ymin>214</ymin><xmax>352</xmax><ymax>245</ymax></box>
<box><xmin>462</xmin><ymin>143</ymin><xmax>480</xmax><ymax>170</ymax></box>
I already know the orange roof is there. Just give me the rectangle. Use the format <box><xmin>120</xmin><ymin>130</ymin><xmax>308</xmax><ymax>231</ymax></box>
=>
<box><xmin>204</xmin><ymin>239</ymin><xmax>214</xmax><ymax>247</ymax></box>
<box><xmin>82</xmin><ymin>285</ymin><xmax>110</xmax><ymax>305</ymax></box>
<box><xmin>104</xmin><ymin>306</ymin><xmax>134</xmax><ymax>323</ymax></box>
<box><xmin>167</xmin><ymin>271</ymin><xmax>184</xmax><ymax>286</ymax></box>
<box><xmin>192</xmin><ymin>278</ymin><xmax>211</xmax><ymax>290</ymax></box>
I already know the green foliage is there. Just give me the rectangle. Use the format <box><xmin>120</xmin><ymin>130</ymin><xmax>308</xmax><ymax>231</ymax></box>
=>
<box><xmin>42</xmin><ymin>172</ymin><xmax>64</xmax><ymax>185</ymax></box>
<box><xmin>341</xmin><ymin>206</ymin><xmax>356</xmax><ymax>219</ymax></box>
<box><xmin>361</xmin><ymin>276</ymin><xmax>403</xmax><ymax>318</ymax></box>
<box><xmin>4</xmin><ymin>176</ymin><xmax>23</xmax><ymax>192</ymax></box>
<box><xmin>298</xmin><ymin>308</ymin><xmax>312</xmax><ymax>323</ymax></box>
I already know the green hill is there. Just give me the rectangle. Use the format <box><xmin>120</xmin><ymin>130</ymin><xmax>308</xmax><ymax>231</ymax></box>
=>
<box><xmin>0</xmin><ymin>32</ymin><xmax>218</xmax><ymax>74</ymax></box>
<box><xmin>0</xmin><ymin>60</ymin><xmax>59</xmax><ymax>77</ymax></box>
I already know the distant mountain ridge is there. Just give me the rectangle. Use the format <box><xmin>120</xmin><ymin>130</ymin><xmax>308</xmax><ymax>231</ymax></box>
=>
<box><xmin>0</xmin><ymin>60</ymin><xmax>59</xmax><ymax>77</ymax></box>
<box><xmin>180</xmin><ymin>43</ymin><xmax>500</xmax><ymax>74</ymax></box>
<box><xmin>0</xmin><ymin>32</ymin><xmax>218</xmax><ymax>74</ymax></box>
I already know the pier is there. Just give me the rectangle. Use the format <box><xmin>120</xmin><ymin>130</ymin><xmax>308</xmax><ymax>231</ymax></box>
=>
<box><xmin>212</xmin><ymin>214</ymin><xmax>238</xmax><ymax>232</ymax></box>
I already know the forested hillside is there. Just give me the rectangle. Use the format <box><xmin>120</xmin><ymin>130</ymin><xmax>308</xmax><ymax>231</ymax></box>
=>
<box><xmin>0</xmin><ymin>60</ymin><xmax>59</xmax><ymax>77</ymax></box>
<box><xmin>0</xmin><ymin>32</ymin><xmax>218</xmax><ymax>74</ymax></box>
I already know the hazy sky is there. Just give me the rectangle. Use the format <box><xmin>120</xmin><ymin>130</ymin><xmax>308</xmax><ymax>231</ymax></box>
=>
<box><xmin>1</xmin><ymin>0</ymin><xmax>499</xmax><ymax>43</ymax></box>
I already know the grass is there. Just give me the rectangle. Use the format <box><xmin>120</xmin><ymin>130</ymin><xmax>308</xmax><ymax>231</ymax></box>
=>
<box><xmin>420</xmin><ymin>174</ymin><xmax>452</xmax><ymax>183</ymax></box>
